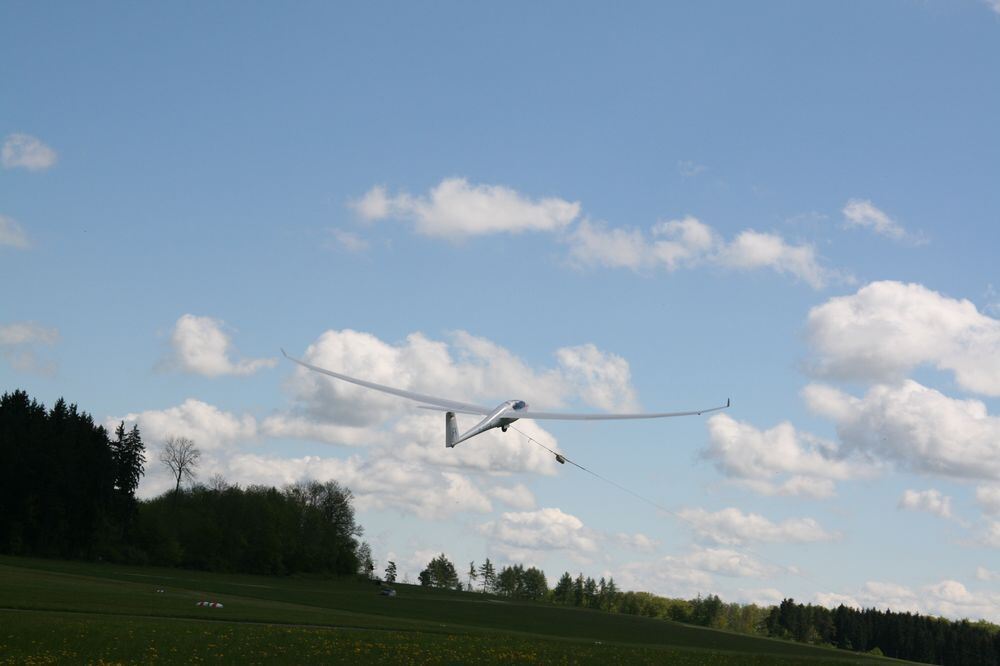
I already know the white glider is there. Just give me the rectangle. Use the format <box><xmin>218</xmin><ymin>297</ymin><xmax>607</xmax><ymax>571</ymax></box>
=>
<box><xmin>281</xmin><ymin>349</ymin><xmax>729</xmax><ymax>451</ymax></box>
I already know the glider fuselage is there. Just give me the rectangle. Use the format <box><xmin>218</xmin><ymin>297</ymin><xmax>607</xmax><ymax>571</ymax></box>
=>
<box><xmin>448</xmin><ymin>399</ymin><xmax>528</xmax><ymax>447</ymax></box>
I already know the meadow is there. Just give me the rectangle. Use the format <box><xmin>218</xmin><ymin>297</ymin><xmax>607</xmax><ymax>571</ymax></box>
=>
<box><xmin>0</xmin><ymin>556</ymin><xmax>910</xmax><ymax>664</ymax></box>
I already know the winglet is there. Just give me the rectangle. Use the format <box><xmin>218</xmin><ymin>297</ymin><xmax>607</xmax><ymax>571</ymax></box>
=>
<box><xmin>281</xmin><ymin>348</ymin><xmax>290</xmax><ymax>359</ymax></box>
<box><xmin>727</xmin><ymin>398</ymin><xmax>731</xmax><ymax>408</ymax></box>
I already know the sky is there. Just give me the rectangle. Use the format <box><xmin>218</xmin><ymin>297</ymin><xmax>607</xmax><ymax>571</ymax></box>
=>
<box><xmin>3</xmin><ymin>0</ymin><xmax>1000</xmax><ymax>621</ymax></box>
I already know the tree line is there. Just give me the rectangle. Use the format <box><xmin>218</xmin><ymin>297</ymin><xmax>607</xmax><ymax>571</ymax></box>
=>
<box><xmin>410</xmin><ymin>551</ymin><xmax>1000</xmax><ymax>665</ymax></box>
<box><xmin>0</xmin><ymin>390</ymin><xmax>366</xmax><ymax>575</ymax></box>
<box><xmin>765</xmin><ymin>598</ymin><xmax>1000</xmax><ymax>666</ymax></box>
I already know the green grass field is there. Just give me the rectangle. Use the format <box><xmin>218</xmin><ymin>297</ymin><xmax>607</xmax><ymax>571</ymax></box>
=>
<box><xmin>0</xmin><ymin>556</ymin><xmax>911</xmax><ymax>664</ymax></box>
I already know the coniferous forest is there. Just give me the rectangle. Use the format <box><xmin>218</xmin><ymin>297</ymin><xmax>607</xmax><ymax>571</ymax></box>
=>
<box><xmin>0</xmin><ymin>390</ymin><xmax>362</xmax><ymax>575</ymax></box>
<box><xmin>3</xmin><ymin>389</ymin><xmax>1000</xmax><ymax>664</ymax></box>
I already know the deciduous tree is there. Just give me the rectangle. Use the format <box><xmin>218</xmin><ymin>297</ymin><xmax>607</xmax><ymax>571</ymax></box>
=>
<box><xmin>160</xmin><ymin>436</ymin><xmax>201</xmax><ymax>494</ymax></box>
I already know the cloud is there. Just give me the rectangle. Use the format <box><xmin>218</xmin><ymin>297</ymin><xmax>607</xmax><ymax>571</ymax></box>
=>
<box><xmin>109</xmin><ymin>399</ymin><xmax>257</xmax><ymax>452</ymax></box>
<box><xmin>618</xmin><ymin>547</ymin><xmax>774</xmax><ymax>599</ymax></box>
<box><xmin>898</xmin><ymin>489</ymin><xmax>953</xmax><ymax>519</ymax></box>
<box><xmin>2</xmin><ymin>133</ymin><xmax>57</xmax><ymax>171</ymax></box>
<box><xmin>985</xmin><ymin>285</ymin><xmax>1000</xmax><ymax>317</ymax></box>
<box><xmin>804</xmin><ymin>380</ymin><xmax>1000</xmax><ymax>482</ymax></box>
<box><xmin>817</xmin><ymin>580</ymin><xmax>1000</xmax><ymax>622</ymax></box>
<box><xmin>715</xmin><ymin>230</ymin><xmax>837</xmax><ymax>289</ymax></box>
<box><xmin>488</xmin><ymin>483</ymin><xmax>536</xmax><ymax>510</ymax></box>
<box><xmin>614</xmin><ymin>532</ymin><xmax>659</xmax><ymax>553</ymax></box>
<box><xmin>478</xmin><ymin>507</ymin><xmax>600</xmax><ymax>558</ymax></box>
<box><xmin>985</xmin><ymin>0</ymin><xmax>1000</xmax><ymax>15</ymax></box>
<box><xmin>215</xmin><ymin>452</ymin><xmax>494</xmax><ymax>520</ymax></box>
<box><xmin>676</xmin><ymin>507</ymin><xmax>836</xmax><ymax>546</ymax></box>
<box><xmin>677</xmin><ymin>160</ymin><xmax>708</xmax><ymax>177</ymax></box>
<box><xmin>329</xmin><ymin>228</ymin><xmax>369</xmax><ymax>253</ymax></box>
<box><xmin>842</xmin><ymin>199</ymin><xmax>921</xmax><ymax>243</ymax></box>
<box><xmin>806</xmin><ymin>281</ymin><xmax>1000</xmax><ymax>395</ymax></box>
<box><xmin>980</xmin><ymin>521</ymin><xmax>1000</xmax><ymax>549</ymax></box>
<box><xmin>259</xmin><ymin>413</ymin><xmax>386</xmax><ymax>447</ymax></box>
<box><xmin>674</xmin><ymin>546</ymin><xmax>775</xmax><ymax>578</ymax></box>
<box><xmin>352</xmin><ymin>178</ymin><xmax>580</xmax><ymax>237</ymax></box>
<box><xmin>702</xmin><ymin>413</ymin><xmax>870</xmax><ymax>498</ymax></box>
<box><xmin>0</xmin><ymin>322</ymin><xmax>59</xmax><ymax>346</ymax></box>
<box><xmin>567</xmin><ymin>216</ymin><xmax>720</xmax><ymax>272</ymax></box>
<box><xmin>0</xmin><ymin>321</ymin><xmax>59</xmax><ymax>374</ymax></box>
<box><xmin>554</xmin><ymin>343</ymin><xmax>639</xmax><ymax>412</ymax></box>
<box><xmin>168</xmin><ymin>314</ymin><xmax>277</xmax><ymax>377</ymax></box>
<box><xmin>735</xmin><ymin>588</ymin><xmax>785</xmax><ymax>606</ymax></box>
<box><xmin>976</xmin><ymin>486</ymin><xmax>1000</xmax><ymax>515</ymax></box>
<box><xmin>291</xmin><ymin>329</ymin><xmax>554</xmax><ymax>427</ymax></box>
<box><xmin>977</xmin><ymin>566</ymin><xmax>1000</xmax><ymax>582</ymax></box>
<box><xmin>282</xmin><ymin>328</ymin><xmax>642</xmax><ymax>475</ymax></box>
<box><xmin>567</xmin><ymin>217</ymin><xmax>841</xmax><ymax>289</ymax></box>
<box><xmin>0</xmin><ymin>215</ymin><xmax>30</xmax><ymax>249</ymax></box>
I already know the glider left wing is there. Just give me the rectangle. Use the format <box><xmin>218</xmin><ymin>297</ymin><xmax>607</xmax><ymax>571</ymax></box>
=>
<box><xmin>281</xmin><ymin>349</ymin><xmax>491</xmax><ymax>415</ymax></box>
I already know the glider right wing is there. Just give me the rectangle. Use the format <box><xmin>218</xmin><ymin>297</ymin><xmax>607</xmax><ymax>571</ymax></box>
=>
<box><xmin>515</xmin><ymin>399</ymin><xmax>730</xmax><ymax>421</ymax></box>
<box><xmin>281</xmin><ymin>349</ymin><xmax>492</xmax><ymax>415</ymax></box>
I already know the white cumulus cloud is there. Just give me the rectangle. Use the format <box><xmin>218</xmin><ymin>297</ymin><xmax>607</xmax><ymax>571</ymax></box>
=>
<box><xmin>352</xmin><ymin>178</ymin><xmax>580</xmax><ymax>237</ymax></box>
<box><xmin>618</xmin><ymin>547</ymin><xmax>774</xmax><ymax>599</ymax></box>
<box><xmin>289</xmin><ymin>329</ymin><xmax>558</xmax><ymax>427</ymax></box>
<box><xmin>222</xmin><ymin>453</ymin><xmax>494</xmax><ymax>520</ymax></box>
<box><xmin>615</xmin><ymin>532</ymin><xmax>659</xmax><ymax>553</ymax></box>
<box><xmin>554</xmin><ymin>343</ymin><xmax>639</xmax><ymax>412</ymax></box>
<box><xmin>898</xmin><ymin>489</ymin><xmax>953</xmax><ymax>519</ymax></box>
<box><xmin>168</xmin><ymin>314</ymin><xmax>277</xmax><ymax>377</ymax></box>
<box><xmin>109</xmin><ymin>399</ymin><xmax>257</xmax><ymax>452</ymax></box>
<box><xmin>703</xmin><ymin>413</ymin><xmax>870</xmax><ymax>498</ymax></box>
<box><xmin>478</xmin><ymin>507</ymin><xmax>599</xmax><ymax>557</ymax></box>
<box><xmin>259</xmin><ymin>414</ymin><xmax>386</xmax><ymax>447</ymax></box>
<box><xmin>2</xmin><ymin>133</ymin><xmax>57</xmax><ymax>171</ymax></box>
<box><xmin>488</xmin><ymin>483</ymin><xmax>536</xmax><ymax>510</ymax></box>
<box><xmin>806</xmin><ymin>281</ymin><xmax>1000</xmax><ymax>395</ymax></box>
<box><xmin>677</xmin><ymin>506</ymin><xmax>836</xmax><ymax>545</ymax></box>
<box><xmin>567</xmin><ymin>217</ymin><xmax>841</xmax><ymax>289</ymax></box>
<box><xmin>804</xmin><ymin>380</ymin><xmax>1000</xmax><ymax>482</ymax></box>
<box><xmin>714</xmin><ymin>230</ymin><xmax>836</xmax><ymax>289</ymax></box>
<box><xmin>842</xmin><ymin>199</ymin><xmax>920</xmax><ymax>243</ymax></box>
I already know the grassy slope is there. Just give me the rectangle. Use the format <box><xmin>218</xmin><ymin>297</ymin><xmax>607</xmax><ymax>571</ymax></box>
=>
<box><xmin>0</xmin><ymin>556</ymin><xmax>909</xmax><ymax>664</ymax></box>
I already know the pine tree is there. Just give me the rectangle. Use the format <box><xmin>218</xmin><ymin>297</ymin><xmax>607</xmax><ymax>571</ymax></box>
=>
<box><xmin>478</xmin><ymin>558</ymin><xmax>496</xmax><ymax>593</ymax></box>
<box><xmin>424</xmin><ymin>553</ymin><xmax>460</xmax><ymax>589</ymax></box>
<box><xmin>553</xmin><ymin>572</ymin><xmax>574</xmax><ymax>605</ymax></box>
<box><xmin>584</xmin><ymin>576</ymin><xmax>598</xmax><ymax>608</ymax></box>
<box><xmin>573</xmin><ymin>574</ymin><xmax>585</xmax><ymax>607</ymax></box>
<box><xmin>384</xmin><ymin>560</ymin><xmax>397</xmax><ymax>584</ymax></box>
<box><xmin>605</xmin><ymin>577</ymin><xmax>619</xmax><ymax>612</ymax></box>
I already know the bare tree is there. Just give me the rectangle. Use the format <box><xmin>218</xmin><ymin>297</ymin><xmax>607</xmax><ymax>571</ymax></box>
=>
<box><xmin>160</xmin><ymin>436</ymin><xmax>201</xmax><ymax>494</ymax></box>
<box><xmin>208</xmin><ymin>473</ymin><xmax>230</xmax><ymax>492</ymax></box>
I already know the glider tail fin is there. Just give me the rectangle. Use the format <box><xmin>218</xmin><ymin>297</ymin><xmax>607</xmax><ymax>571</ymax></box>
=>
<box><xmin>445</xmin><ymin>411</ymin><xmax>459</xmax><ymax>448</ymax></box>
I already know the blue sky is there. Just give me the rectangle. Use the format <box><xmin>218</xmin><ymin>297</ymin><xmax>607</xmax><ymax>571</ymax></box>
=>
<box><xmin>3</xmin><ymin>0</ymin><xmax>1000</xmax><ymax>619</ymax></box>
